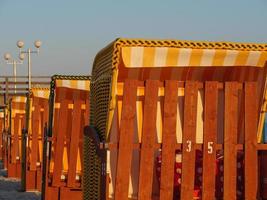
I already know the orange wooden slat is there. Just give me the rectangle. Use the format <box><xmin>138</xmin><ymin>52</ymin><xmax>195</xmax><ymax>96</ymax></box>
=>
<box><xmin>244</xmin><ymin>82</ymin><xmax>258</xmax><ymax>199</ymax></box>
<box><xmin>159</xmin><ymin>80</ymin><xmax>179</xmax><ymax>200</ymax></box>
<box><xmin>84</xmin><ymin>98</ymin><xmax>90</xmax><ymax>127</ymax></box>
<box><xmin>114</xmin><ymin>79</ymin><xmax>138</xmax><ymax>200</ymax></box>
<box><xmin>202</xmin><ymin>82</ymin><xmax>218</xmax><ymax>200</ymax></box>
<box><xmin>52</xmin><ymin>100</ymin><xmax>69</xmax><ymax>187</ymax></box>
<box><xmin>224</xmin><ymin>82</ymin><xmax>239</xmax><ymax>199</ymax></box>
<box><xmin>30</xmin><ymin>103</ymin><xmax>40</xmax><ymax>171</ymax></box>
<box><xmin>39</xmin><ymin>99</ymin><xmax>49</xmax><ymax>163</ymax></box>
<box><xmin>67</xmin><ymin>100</ymin><xmax>82</xmax><ymax>187</ymax></box>
<box><xmin>180</xmin><ymin>81</ymin><xmax>199</xmax><ymax>200</ymax></box>
<box><xmin>43</xmin><ymin>100</ymin><xmax>49</xmax><ymax>126</ymax></box>
<box><xmin>79</xmin><ymin>98</ymin><xmax>90</xmax><ymax>172</ymax></box>
<box><xmin>12</xmin><ymin>114</ymin><xmax>20</xmax><ymax>163</ymax></box>
<box><xmin>79</xmin><ymin>96</ymin><xmax>90</xmax><ymax>171</ymax></box>
<box><xmin>0</xmin><ymin>119</ymin><xmax>3</xmax><ymax>159</ymax></box>
<box><xmin>138</xmin><ymin>80</ymin><xmax>159</xmax><ymax>200</ymax></box>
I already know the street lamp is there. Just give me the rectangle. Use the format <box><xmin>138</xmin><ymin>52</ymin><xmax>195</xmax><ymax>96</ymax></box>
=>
<box><xmin>17</xmin><ymin>40</ymin><xmax>42</xmax><ymax>91</ymax></box>
<box><xmin>3</xmin><ymin>52</ymin><xmax>25</xmax><ymax>93</ymax></box>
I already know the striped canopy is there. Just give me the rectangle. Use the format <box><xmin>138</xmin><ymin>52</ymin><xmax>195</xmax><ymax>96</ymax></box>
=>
<box><xmin>11</xmin><ymin>96</ymin><xmax>27</xmax><ymax>116</ymax></box>
<box><xmin>56</xmin><ymin>79</ymin><xmax>90</xmax><ymax>91</ymax></box>
<box><xmin>31</xmin><ymin>88</ymin><xmax>50</xmax><ymax>99</ymax></box>
<box><xmin>122</xmin><ymin>46</ymin><xmax>267</xmax><ymax>68</ymax></box>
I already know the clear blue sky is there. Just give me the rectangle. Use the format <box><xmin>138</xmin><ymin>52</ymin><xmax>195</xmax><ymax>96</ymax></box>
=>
<box><xmin>0</xmin><ymin>0</ymin><xmax>266</xmax><ymax>76</ymax></box>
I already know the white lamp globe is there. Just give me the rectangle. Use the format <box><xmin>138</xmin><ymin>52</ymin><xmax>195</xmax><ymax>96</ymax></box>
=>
<box><xmin>17</xmin><ymin>40</ymin><xmax>24</xmax><ymax>48</ymax></box>
<box><xmin>19</xmin><ymin>53</ymin><xmax>25</xmax><ymax>61</ymax></box>
<box><xmin>34</xmin><ymin>40</ymin><xmax>42</xmax><ymax>48</ymax></box>
<box><xmin>4</xmin><ymin>53</ymin><xmax>11</xmax><ymax>61</ymax></box>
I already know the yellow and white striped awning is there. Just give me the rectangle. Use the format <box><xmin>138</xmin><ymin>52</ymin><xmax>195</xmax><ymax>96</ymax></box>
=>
<box><xmin>12</xmin><ymin>96</ymin><xmax>27</xmax><ymax>103</ymax></box>
<box><xmin>122</xmin><ymin>47</ymin><xmax>267</xmax><ymax>68</ymax></box>
<box><xmin>31</xmin><ymin>88</ymin><xmax>50</xmax><ymax>99</ymax></box>
<box><xmin>56</xmin><ymin>79</ymin><xmax>90</xmax><ymax>91</ymax></box>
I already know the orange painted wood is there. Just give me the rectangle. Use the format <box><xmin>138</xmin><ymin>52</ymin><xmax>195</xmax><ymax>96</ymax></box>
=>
<box><xmin>159</xmin><ymin>80</ymin><xmax>179</xmax><ymax>200</ymax></box>
<box><xmin>114</xmin><ymin>79</ymin><xmax>138</xmax><ymax>200</ymax></box>
<box><xmin>12</xmin><ymin>114</ymin><xmax>20</xmax><ymax>163</ymax></box>
<box><xmin>43</xmin><ymin>100</ymin><xmax>49</xmax><ymax>126</ymax></box>
<box><xmin>30</xmin><ymin>103</ymin><xmax>40</xmax><ymax>171</ymax></box>
<box><xmin>45</xmin><ymin>186</ymin><xmax>59</xmax><ymax>200</ymax></box>
<box><xmin>244</xmin><ymin>82</ymin><xmax>258</xmax><ymax>199</ymax></box>
<box><xmin>16</xmin><ymin>162</ymin><xmax>21</xmax><ymax>178</ymax></box>
<box><xmin>79</xmin><ymin>98</ymin><xmax>90</xmax><ymax>172</ymax></box>
<box><xmin>202</xmin><ymin>82</ymin><xmax>218</xmax><ymax>200</ymax></box>
<box><xmin>7</xmin><ymin>163</ymin><xmax>16</xmax><ymax>177</ymax></box>
<box><xmin>224</xmin><ymin>82</ymin><xmax>239</xmax><ymax>200</ymax></box>
<box><xmin>180</xmin><ymin>81</ymin><xmax>199</xmax><ymax>200</ymax></box>
<box><xmin>60</xmin><ymin>187</ymin><xmax>82</xmax><ymax>200</ymax></box>
<box><xmin>67</xmin><ymin>100</ymin><xmax>82</xmax><ymax>187</ymax></box>
<box><xmin>84</xmin><ymin>98</ymin><xmax>90</xmax><ymax>126</ymax></box>
<box><xmin>0</xmin><ymin>119</ymin><xmax>3</xmax><ymax>160</ymax></box>
<box><xmin>52</xmin><ymin>100</ymin><xmax>69</xmax><ymax>187</ymax></box>
<box><xmin>36</xmin><ymin>170</ymin><xmax>42</xmax><ymax>191</ymax></box>
<box><xmin>42</xmin><ymin>99</ymin><xmax>49</xmax><ymax>163</ymax></box>
<box><xmin>26</xmin><ymin>170</ymin><xmax>36</xmax><ymax>190</ymax></box>
<box><xmin>138</xmin><ymin>80</ymin><xmax>159</xmax><ymax>200</ymax></box>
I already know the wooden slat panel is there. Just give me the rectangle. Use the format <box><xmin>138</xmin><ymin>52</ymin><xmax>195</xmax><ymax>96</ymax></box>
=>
<box><xmin>202</xmin><ymin>82</ymin><xmax>218</xmax><ymax>200</ymax></box>
<box><xmin>20</xmin><ymin>115</ymin><xmax>25</xmax><ymax>159</ymax></box>
<box><xmin>79</xmin><ymin>98</ymin><xmax>90</xmax><ymax>172</ymax></box>
<box><xmin>244</xmin><ymin>82</ymin><xmax>258</xmax><ymax>199</ymax></box>
<box><xmin>138</xmin><ymin>80</ymin><xmax>159</xmax><ymax>200</ymax></box>
<box><xmin>84</xmin><ymin>98</ymin><xmax>90</xmax><ymax>126</ymax></box>
<box><xmin>159</xmin><ymin>80</ymin><xmax>179</xmax><ymax>200</ymax></box>
<box><xmin>12</xmin><ymin>115</ymin><xmax>20</xmax><ymax>163</ymax></box>
<box><xmin>114</xmin><ymin>80</ymin><xmax>138</xmax><ymax>200</ymax></box>
<box><xmin>52</xmin><ymin>100</ymin><xmax>69</xmax><ymax>187</ymax></box>
<box><xmin>67</xmin><ymin>100</ymin><xmax>82</xmax><ymax>187</ymax></box>
<box><xmin>39</xmin><ymin>99</ymin><xmax>49</xmax><ymax>162</ymax></box>
<box><xmin>43</xmin><ymin>100</ymin><xmax>49</xmax><ymax>126</ymax></box>
<box><xmin>180</xmin><ymin>81</ymin><xmax>198</xmax><ymax>200</ymax></box>
<box><xmin>224</xmin><ymin>82</ymin><xmax>239</xmax><ymax>199</ymax></box>
<box><xmin>30</xmin><ymin>103</ymin><xmax>40</xmax><ymax>171</ymax></box>
<box><xmin>0</xmin><ymin>119</ymin><xmax>3</xmax><ymax>159</ymax></box>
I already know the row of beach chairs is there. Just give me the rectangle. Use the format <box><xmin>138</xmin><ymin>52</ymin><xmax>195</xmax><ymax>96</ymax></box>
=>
<box><xmin>0</xmin><ymin>75</ymin><xmax>90</xmax><ymax>200</ymax></box>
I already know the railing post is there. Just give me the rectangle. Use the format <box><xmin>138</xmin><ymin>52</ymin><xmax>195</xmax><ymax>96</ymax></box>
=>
<box><xmin>5</xmin><ymin>77</ymin><xmax>9</xmax><ymax>103</ymax></box>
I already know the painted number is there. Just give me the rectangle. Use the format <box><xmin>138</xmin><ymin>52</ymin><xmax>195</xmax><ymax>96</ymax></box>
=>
<box><xmin>186</xmin><ymin>140</ymin><xmax>192</xmax><ymax>152</ymax></box>
<box><xmin>207</xmin><ymin>142</ymin><xmax>213</xmax><ymax>154</ymax></box>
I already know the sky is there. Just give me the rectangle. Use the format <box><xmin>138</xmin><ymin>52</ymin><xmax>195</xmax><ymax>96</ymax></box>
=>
<box><xmin>0</xmin><ymin>0</ymin><xmax>267</xmax><ymax>76</ymax></box>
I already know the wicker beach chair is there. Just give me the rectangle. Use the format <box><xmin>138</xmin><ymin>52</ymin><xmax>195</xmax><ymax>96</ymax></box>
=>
<box><xmin>84</xmin><ymin>38</ymin><xmax>267</xmax><ymax>200</ymax></box>
<box><xmin>43</xmin><ymin>75</ymin><xmax>90</xmax><ymax>200</ymax></box>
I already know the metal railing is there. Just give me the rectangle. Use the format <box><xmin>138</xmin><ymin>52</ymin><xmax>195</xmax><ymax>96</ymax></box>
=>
<box><xmin>0</xmin><ymin>76</ymin><xmax>51</xmax><ymax>104</ymax></box>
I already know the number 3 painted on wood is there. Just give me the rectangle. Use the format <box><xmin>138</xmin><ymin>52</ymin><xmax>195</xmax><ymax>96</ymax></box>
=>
<box><xmin>186</xmin><ymin>140</ymin><xmax>192</xmax><ymax>152</ymax></box>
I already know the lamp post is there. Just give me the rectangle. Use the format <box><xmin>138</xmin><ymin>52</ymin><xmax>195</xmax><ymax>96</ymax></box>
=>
<box><xmin>17</xmin><ymin>40</ymin><xmax>42</xmax><ymax>91</ymax></box>
<box><xmin>3</xmin><ymin>53</ymin><xmax>25</xmax><ymax>94</ymax></box>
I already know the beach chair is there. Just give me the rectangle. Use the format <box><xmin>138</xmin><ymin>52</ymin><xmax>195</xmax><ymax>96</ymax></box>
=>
<box><xmin>7</xmin><ymin>96</ymin><xmax>27</xmax><ymax>178</ymax></box>
<box><xmin>43</xmin><ymin>75</ymin><xmax>90</xmax><ymax>200</ymax></box>
<box><xmin>84</xmin><ymin>38</ymin><xmax>267</xmax><ymax>199</ymax></box>
<box><xmin>21</xmin><ymin>88</ymin><xmax>50</xmax><ymax>191</ymax></box>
